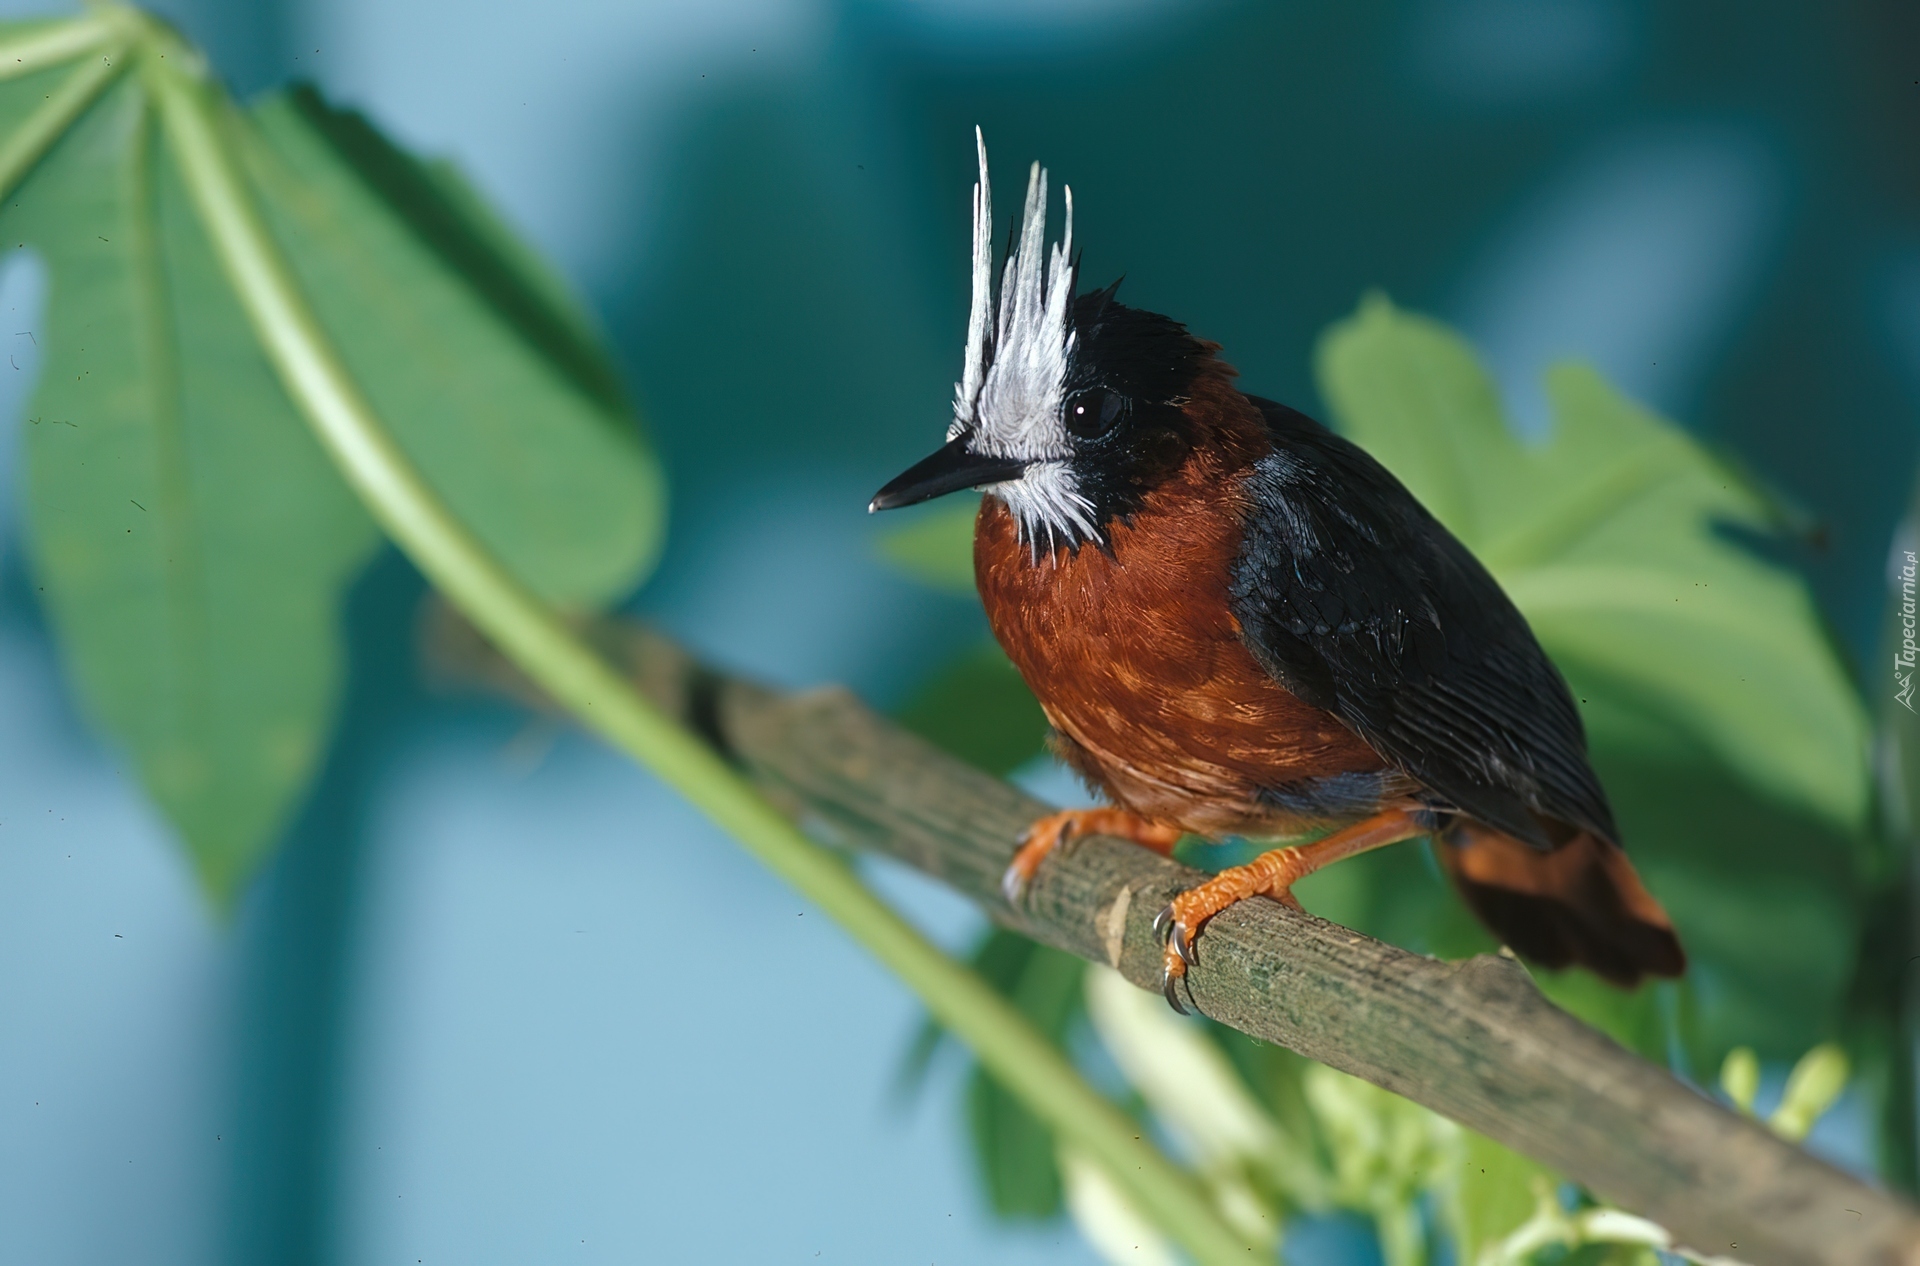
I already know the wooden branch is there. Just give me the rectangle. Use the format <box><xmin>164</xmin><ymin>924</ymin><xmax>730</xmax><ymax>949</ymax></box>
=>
<box><xmin>427</xmin><ymin>608</ymin><xmax>1920</xmax><ymax>1266</ymax></box>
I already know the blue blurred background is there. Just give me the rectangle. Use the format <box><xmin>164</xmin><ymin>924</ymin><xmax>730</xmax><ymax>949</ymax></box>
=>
<box><xmin>0</xmin><ymin>0</ymin><xmax>1915</xmax><ymax>1261</ymax></box>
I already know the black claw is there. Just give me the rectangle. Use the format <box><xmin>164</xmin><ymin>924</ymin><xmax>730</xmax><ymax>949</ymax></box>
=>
<box><xmin>1176</xmin><ymin>923</ymin><xmax>1198</xmax><ymax>967</ymax></box>
<box><xmin>1162</xmin><ymin>969</ymin><xmax>1191</xmax><ymax>1015</ymax></box>
<box><xmin>1152</xmin><ymin>903</ymin><xmax>1175</xmax><ymax>942</ymax></box>
<box><xmin>1000</xmin><ymin>865</ymin><xmax>1027</xmax><ymax>906</ymax></box>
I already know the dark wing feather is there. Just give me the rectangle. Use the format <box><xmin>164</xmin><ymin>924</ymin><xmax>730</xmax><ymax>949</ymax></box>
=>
<box><xmin>1228</xmin><ymin>397</ymin><xmax>1615</xmax><ymax>848</ymax></box>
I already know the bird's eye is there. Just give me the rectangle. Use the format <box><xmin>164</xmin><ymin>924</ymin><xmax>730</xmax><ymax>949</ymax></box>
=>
<box><xmin>1064</xmin><ymin>389</ymin><xmax>1124</xmax><ymax>440</ymax></box>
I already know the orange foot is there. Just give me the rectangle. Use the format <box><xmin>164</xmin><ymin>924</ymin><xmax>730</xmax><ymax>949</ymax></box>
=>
<box><xmin>1155</xmin><ymin>807</ymin><xmax>1430</xmax><ymax>1013</ymax></box>
<box><xmin>1003</xmin><ymin>808</ymin><xmax>1184</xmax><ymax>904</ymax></box>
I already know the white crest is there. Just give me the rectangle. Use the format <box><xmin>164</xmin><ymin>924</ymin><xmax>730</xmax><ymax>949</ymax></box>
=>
<box><xmin>952</xmin><ymin>129</ymin><xmax>1092</xmax><ymax>554</ymax></box>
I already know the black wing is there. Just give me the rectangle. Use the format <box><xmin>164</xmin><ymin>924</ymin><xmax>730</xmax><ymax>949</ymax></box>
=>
<box><xmin>1228</xmin><ymin>397</ymin><xmax>1615</xmax><ymax>848</ymax></box>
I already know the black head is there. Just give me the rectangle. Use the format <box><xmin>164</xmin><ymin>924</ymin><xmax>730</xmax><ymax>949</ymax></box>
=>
<box><xmin>1049</xmin><ymin>285</ymin><xmax>1213</xmax><ymax>542</ymax></box>
<box><xmin>869</xmin><ymin>135</ymin><xmax>1212</xmax><ymax>556</ymax></box>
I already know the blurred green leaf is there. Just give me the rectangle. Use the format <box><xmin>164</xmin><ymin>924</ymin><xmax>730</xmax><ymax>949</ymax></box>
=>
<box><xmin>896</xmin><ymin>640</ymin><xmax>1049</xmax><ymax>776</ymax></box>
<box><xmin>11</xmin><ymin>63</ymin><xmax>666</xmax><ymax>902</ymax></box>
<box><xmin>1450</xmin><ymin>1131</ymin><xmax>1556</xmax><ymax>1265</ymax></box>
<box><xmin>1770</xmin><ymin>1042</ymin><xmax>1849</xmax><ymax>1141</ymax></box>
<box><xmin>1316</xmin><ymin>293</ymin><xmax>1869</xmax><ymax>834</ymax></box>
<box><xmin>1307</xmin><ymin>294</ymin><xmax>1511</xmax><ymax>541</ymax></box>
<box><xmin>1719</xmin><ymin>1046</ymin><xmax>1760</xmax><ymax>1114</ymax></box>
<box><xmin>1528</xmin><ymin>965</ymin><xmax>1669</xmax><ymax>1062</ymax></box>
<box><xmin>1570</xmin><ymin>697</ymin><xmax>1863</xmax><ymax>1065</ymax></box>
<box><xmin>1292</xmin><ymin>840</ymin><xmax>1500</xmax><ymax>968</ymax></box>
<box><xmin>971</xmin><ymin>1066</ymin><xmax>1065</xmax><ymax>1218</ymax></box>
<box><xmin>1844</xmin><ymin>868</ymin><xmax>1920</xmax><ymax>1188</ymax></box>
<box><xmin>16</xmin><ymin>77</ymin><xmax>380</xmax><ymax>901</ymax></box>
<box><xmin>902</xmin><ymin>928</ymin><xmax>1088</xmax><ymax>1220</ymax></box>
<box><xmin>1564</xmin><ymin>1243</ymin><xmax>1661</xmax><ymax>1266</ymax></box>
<box><xmin>876</xmin><ymin>494</ymin><xmax>978</xmax><ymax>594</ymax></box>
<box><xmin>1300</xmin><ymin>1063</ymin><xmax>1460</xmax><ymax>1266</ymax></box>
<box><xmin>971</xmin><ymin>930</ymin><xmax>1087</xmax><ymax>1219</ymax></box>
<box><xmin>1315</xmin><ymin>295</ymin><xmax>1875</xmax><ymax>1068</ymax></box>
<box><xmin>240</xmin><ymin>86</ymin><xmax>665</xmax><ymax>606</ymax></box>
<box><xmin>1207</xmin><ymin>1027</ymin><xmax>1324</xmax><ymax>1176</ymax></box>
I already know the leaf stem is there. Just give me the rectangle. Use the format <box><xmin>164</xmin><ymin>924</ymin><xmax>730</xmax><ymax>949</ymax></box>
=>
<box><xmin>0</xmin><ymin>13</ymin><xmax>122</xmax><ymax>84</ymax></box>
<box><xmin>0</xmin><ymin>42</ymin><xmax>128</xmax><ymax>202</ymax></box>
<box><xmin>141</xmin><ymin>32</ymin><xmax>1255</xmax><ymax>1266</ymax></box>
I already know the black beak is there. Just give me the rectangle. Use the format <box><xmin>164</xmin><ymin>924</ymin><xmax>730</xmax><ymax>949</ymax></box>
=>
<box><xmin>868</xmin><ymin>438</ymin><xmax>1027</xmax><ymax>512</ymax></box>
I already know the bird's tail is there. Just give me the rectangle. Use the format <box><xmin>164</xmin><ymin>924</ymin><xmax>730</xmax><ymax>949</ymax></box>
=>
<box><xmin>1436</xmin><ymin>820</ymin><xmax>1685</xmax><ymax>987</ymax></box>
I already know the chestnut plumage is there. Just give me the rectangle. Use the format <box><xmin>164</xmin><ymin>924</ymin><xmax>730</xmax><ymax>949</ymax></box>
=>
<box><xmin>871</xmin><ymin>135</ymin><xmax>1684</xmax><ymax>998</ymax></box>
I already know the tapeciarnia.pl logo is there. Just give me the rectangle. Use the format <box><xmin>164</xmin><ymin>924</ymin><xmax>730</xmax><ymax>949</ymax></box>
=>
<box><xmin>1899</xmin><ymin>550</ymin><xmax>1918</xmax><ymax>712</ymax></box>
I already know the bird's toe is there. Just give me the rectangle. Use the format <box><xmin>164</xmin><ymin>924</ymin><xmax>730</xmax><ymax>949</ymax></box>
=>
<box><xmin>1175</xmin><ymin>921</ymin><xmax>1198</xmax><ymax>966</ymax></box>
<box><xmin>1153</xmin><ymin>901</ymin><xmax>1198</xmax><ymax>965</ymax></box>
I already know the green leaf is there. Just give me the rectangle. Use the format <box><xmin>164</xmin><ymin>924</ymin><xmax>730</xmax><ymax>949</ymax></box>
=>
<box><xmin>11</xmin><ymin>65</ymin><xmax>668</xmax><ymax>903</ymax></box>
<box><xmin>237</xmin><ymin>85</ymin><xmax>665</xmax><ymax>607</ymax></box>
<box><xmin>1305</xmin><ymin>304</ymin><xmax>1867</xmax><ymax>1061</ymax></box>
<box><xmin>1207</xmin><ymin>1027</ymin><xmax>1324</xmax><ymax>1179</ymax></box>
<box><xmin>1306</xmin><ymin>293</ymin><xmax>1516</xmax><ymax>542</ymax></box>
<box><xmin>14</xmin><ymin>77</ymin><xmax>380</xmax><ymax>900</ymax></box>
<box><xmin>1769</xmin><ymin>1042</ymin><xmax>1849</xmax><ymax>1142</ymax></box>
<box><xmin>1449</xmin><ymin>1130</ymin><xmax>1556</xmax><ymax>1264</ymax></box>
<box><xmin>906</xmin><ymin>928</ymin><xmax>1088</xmax><ymax>1220</ymax></box>
<box><xmin>1719</xmin><ymin>1046</ymin><xmax>1760</xmax><ymax>1113</ymax></box>
<box><xmin>1314</xmin><ymin>296</ymin><xmax>1875</xmax><ymax>1063</ymax></box>
<box><xmin>1292</xmin><ymin>840</ymin><xmax>1499</xmax><ymax>968</ymax></box>
<box><xmin>970</xmin><ymin>1066</ymin><xmax>1066</xmax><ymax>1219</ymax></box>
<box><xmin>1567</xmin><ymin>694</ymin><xmax>1863</xmax><ymax>1064</ymax></box>
<box><xmin>876</xmin><ymin>495</ymin><xmax>978</xmax><ymax>594</ymax></box>
<box><xmin>895</xmin><ymin>641</ymin><xmax>1049</xmax><ymax>777</ymax></box>
<box><xmin>1528</xmin><ymin>963</ymin><xmax>1669</xmax><ymax>1062</ymax></box>
<box><xmin>1316</xmin><ymin>295</ymin><xmax>1870</xmax><ymax>833</ymax></box>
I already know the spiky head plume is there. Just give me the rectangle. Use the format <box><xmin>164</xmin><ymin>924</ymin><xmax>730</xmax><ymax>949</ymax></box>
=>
<box><xmin>921</xmin><ymin>131</ymin><xmax>1210</xmax><ymax>559</ymax></box>
<box><xmin>950</xmin><ymin>130</ymin><xmax>1091</xmax><ymax>546</ymax></box>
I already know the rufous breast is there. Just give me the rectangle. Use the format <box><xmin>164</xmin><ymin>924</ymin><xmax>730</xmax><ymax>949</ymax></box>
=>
<box><xmin>972</xmin><ymin>412</ymin><xmax>1389</xmax><ymax>838</ymax></box>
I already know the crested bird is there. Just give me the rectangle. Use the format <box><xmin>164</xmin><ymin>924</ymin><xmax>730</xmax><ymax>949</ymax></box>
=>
<box><xmin>870</xmin><ymin>132</ymin><xmax>1685</xmax><ymax>1010</ymax></box>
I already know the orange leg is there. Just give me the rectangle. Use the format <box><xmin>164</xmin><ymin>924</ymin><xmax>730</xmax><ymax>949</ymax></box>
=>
<box><xmin>1004</xmin><ymin>808</ymin><xmax>1185</xmax><ymax>903</ymax></box>
<box><xmin>1155</xmin><ymin>807</ymin><xmax>1430</xmax><ymax>1012</ymax></box>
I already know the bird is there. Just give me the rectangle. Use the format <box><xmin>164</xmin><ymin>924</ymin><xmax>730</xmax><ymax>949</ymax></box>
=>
<box><xmin>869</xmin><ymin>131</ymin><xmax>1685</xmax><ymax>1011</ymax></box>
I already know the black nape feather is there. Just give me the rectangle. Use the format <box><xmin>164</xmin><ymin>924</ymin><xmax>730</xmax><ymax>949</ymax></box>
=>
<box><xmin>1057</xmin><ymin>290</ymin><xmax>1214</xmax><ymax>540</ymax></box>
